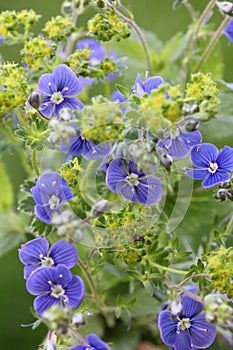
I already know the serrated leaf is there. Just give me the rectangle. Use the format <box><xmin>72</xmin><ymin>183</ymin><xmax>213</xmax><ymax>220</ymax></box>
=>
<box><xmin>0</xmin><ymin>162</ymin><xmax>13</xmax><ymax>211</ymax></box>
<box><xmin>30</xmin><ymin>216</ymin><xmax>53</xmax><ymax>236</ymax></box>
<box><xmin>115</xmin><ymin>84</ymin><xmax>130</xmax><ymax>97</ymax></box>
<box><xmin>127</xmin><ymin>270</ymin><xmax>144</xmax><ymax>281</ymax></box>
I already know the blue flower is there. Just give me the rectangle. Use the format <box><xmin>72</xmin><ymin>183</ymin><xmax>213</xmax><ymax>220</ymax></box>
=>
<box><xmin>77</xmin><ymin>38</ymin><xmax>119</xmax><ymax>83</ymax></box>
<box><xmin>158</xmin><ymin>129</ymin><xmax>202</xmax><ymax>160</ymax></box>
<box><xmin>106</xmin><ymin>159</ymin><xmax>162</xmax><ymax>205</ymax></box>
<box><xmin>60</xmin><ymin>128</ymin><xmax>111</xmax><ymax>160</ymax></box>
<box><xmin>158</xmin><ymin>293</ymin><xmax>216</xmax><ymax>350</ymax></box>
<box><xmin>185</xmin><ymin>143</ymin><xmax>233</xmax><ymax>188</ymax></box>
<box><xmin>26</xmin><ymin>265</ymin><xmax>85</xmax><ymax>317</ymax></box>
<box><xmin>134</xmin><ymin>73</ymin><xmax>166</xmax><ymax>97</ymax></box>
<box><xmin>31</xmin><ymin>172</ymin><xmax>74</xmax><ymax>224</ymax></box>
<box><xmin>18</xmin><ymin>238</ymin><xmax>78</xmax><ymax>279</ymax></box>
<box><xmin>224</xmin><ymin>19</ymin><xmax>233</xmax><ymax>43</ymax></box>
<box><xmin>37</xmin><ymin>64</ymin><xmax>84</xmax><ymax>119</ymax></box>
<box><xmin>71</xmin><ymin>334</ymin><xmax>111</xmax><ymax>350</ymax></box>
<box><xmin>0</xmin><ymin>35</ymin><xmax>5</xmax><ymax>44</ymax></box>
<box><xmin>110</xmin><ymin>90</ymin><xmax>127</xmax><ymax>103</ymax></box>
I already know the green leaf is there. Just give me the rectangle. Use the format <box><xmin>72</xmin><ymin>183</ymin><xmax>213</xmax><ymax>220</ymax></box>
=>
<box><xmin>0</xmin><ymin>211</ymin><xmax>27</xmax><ymax>257</ymax></box>
<box><xmin>115</xmin><ymin>84</ymin><xmax>130</xmax><ymax>98</ymax></box>
<box><xmin>0</xmin><ymin>162</ymin><xmax>13</xmax><ymax>211</ymax></box>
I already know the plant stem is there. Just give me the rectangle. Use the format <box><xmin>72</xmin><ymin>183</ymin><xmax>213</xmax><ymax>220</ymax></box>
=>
<box><xmin>175</xmin><ymin>273</ymin><xmax>210</xmax><ymax>288</ymax></box>
<box><xmin>31</xmin><ymin>149</ymin><xmax>40</xmax><ymax>176</ymax></box>
<box><xmin>194</xmin><ymin>15</ymin><xmax>231</xmax><ymax>73</ymax></box>
<box><xmin>144</xmin><ymin>257</ymin><xmax>188</xmax><ymax>275</ymax></box>
<box><xmin>105</xmin><ymin>0</ymin><xmax>153</xmax><ymax>74</ymax></box>
<box><xmin>225</xmin><ymin>213</ymin><xmax>233</xmax><ymax>234</ymax></box>
<box><xmin>182</xmin><ymin>0</ymin><xmax>197</xmax><ymax>20</ymax></box>
<box><xmin>194</xmin><ymin>0</ymin><xmax>218</xmax><ymax>40</ymax></box>
<box><xmin>14</xmin><ymin>108</ymin><xmax>34</xmax><ymax>136</ymax></box>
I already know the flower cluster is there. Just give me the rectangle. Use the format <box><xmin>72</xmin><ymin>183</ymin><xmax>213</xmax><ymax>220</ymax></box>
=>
<box><xmin>18</xmin><ymin>238</ymin><xmax>85</xmax><ymax>318</ymax></box>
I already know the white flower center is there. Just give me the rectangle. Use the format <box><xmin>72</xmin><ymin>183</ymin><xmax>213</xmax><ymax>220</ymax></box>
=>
<box><xmin>51</xmin><ymin>284</ymin><xmax>65</xmax><ymax>298</ymax></box>
<box><xmin>177</xmin><ymin>317</ymin><xmax>191</xmax><ymax>333</ymax></box>
<box><xmin>49</xmin><ymin>195</ymin><xmax>60</xmax><ymax>209</ymax></box>
<box><xmin>208</xmin><ymin>161</ymin><xmax>218</xmax><ymax>174</ymax></box>
<box><xmin>41</xmin><ymin>256</ymin><xmax>54</xmax><ymax>266</ymax></box>
<box><xmin>50</xmin><ymin>91</ymin><xmax>64</xmax><ymax>105</ymax></box>
<box><xmin>126</xmin><ymin>173</ymin><xmax>139</xmax><ymax>187</ymax></box>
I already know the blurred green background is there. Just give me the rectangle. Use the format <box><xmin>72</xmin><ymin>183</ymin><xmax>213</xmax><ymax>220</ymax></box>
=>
<box><xmin>0</xmin><ymin>1</ymin><xmax>233</xmax><ymax>349</ymax></box>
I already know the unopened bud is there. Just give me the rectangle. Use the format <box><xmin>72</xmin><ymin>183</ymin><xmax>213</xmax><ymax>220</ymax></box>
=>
<box><xmin>185</xmin><ymin>118</ymin><xmax>200</xmax><ymax>131</ymax></box>
<box><xmin>93</xmin><ymin>199</ymin><xmax>110</xmax><ymax>216</ymax></box>
<box><xmin>216</xmin><ymin>1</ymin><xmax>233</xmax><ymax>16</ymax></box>
<box><xmin>61</xmin><ymin>2</ymin><xmax>73</xmax><ymax>16</ymax></box>
<box><xmin>215</xmin><ymin>189</ymin><xmax>228</xmax><ymax>201</ymax></box>
<box><xmin>27</xmin><ymin>91</ymin><xmax>41</xmax><ymax>109</ymax></box>
<box><xmin>160</xmin><ymin>154</ymin><xmax>173</xmax><ymax>171</ymax></box>
<box><xmin>45</xmin><ymin>340</ymin><xmax>57</xmax><ymax>350</ymax></box>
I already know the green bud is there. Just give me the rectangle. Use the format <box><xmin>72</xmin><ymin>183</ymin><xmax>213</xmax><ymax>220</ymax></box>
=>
<box><xmin>185</xmin><ymin>118</ymin><xmax>200</xmax><ymax>131</ymax></box>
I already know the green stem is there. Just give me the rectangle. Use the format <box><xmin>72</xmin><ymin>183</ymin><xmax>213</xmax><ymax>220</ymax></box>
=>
<box><xmin>105</xmin><ymin>0</ymin><xmax>153</xmax><ymax>74</ymax></box>
<box><xmin>182</xmin><ymin>0</ymin><xmax>197</xmax><ymax>20</ymax></box>
<box><xmin>225</xmin><ymin>214</ymin><xmax>233</xmax><ymax>234</ymax></box>
<box><xmin>194</xmin><ymin>15</ymin><xmax>231</xmax><ymax>73</ymax></box>
<box><xmin>145</xmin><ymin>258</ymin><xmax>188</xmax><ymax>275</ymax></box>
<box><xmin>194</xmin><ymin>0</ymin><xmax>217</xmax><ymax>40</ymax></box>
<box><xmin>14</xmin><ymin>108</ymin><xmax>34</xmax><ymax>136</ymax></box>
<box><xmin>31</xmin><ymin>149</ymin><xmax>40</xmax><ymax>176</ymax></box>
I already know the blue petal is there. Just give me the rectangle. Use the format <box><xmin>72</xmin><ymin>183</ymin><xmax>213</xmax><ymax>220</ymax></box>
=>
<box><xmin>71</xmin><ymin>346</ymin><xmax>90</xmax><ymax>350</ymax></box>
<box><xmin>202</xmin><ymin>171</ymin><xmax>230</xmax><ymax>188</ymax></box>
<box><xmin>38</xmin><ymin>73</ymin><xmax>54</xmax><ymax>95</ymax></box>
<box><xmin>190</xmin><ymin>314</ymin><xmax>216</xmax><ymax>348</ymax></box>
<box><xmin>110</xmin><ymin>90</ymin><xmax>127</xmax><ymax>103</ymax></box>
<box><xmin>180</xmin><ymin>130</ymin><xmax>202</xmax><ymax>149</ymax></box>
<box><xmin>65</xmin><ymin>275</ymin><xmax>85</xmax><ymax>308</ymax></box>
<box><xmin>117</xmin><ymin>181</ymin><xmax>137</xmax><ymax>202</ymax></box>
<box><xmin>18</xmin><ymin>238</ymin><xmax>48</xmax><ymax>266</ymax></box>
<box><xmin>35</xmin><ymin>204</ymin><xmax>54</xmax><ymax>224</ymax></box>
<box><xmin>134</xmin><ymin>176</ymin><xmax>162</xmax><ymax>205</ymax></box>
<box><xmin>55</xmin><ymin>265</ymin><xmax>73</xmax><ymax>288</ymax></box>
<box><xmin>61</xmin><ymin>97</ymin><xmax>84</xmax><ymax>111</ymax></box>
<box><xmin>143</xmin><ymin>76</ymin><xmax>165</xmax><ymax>94</ymax></box>
<box><xmin>217</xmin><ymin>146</ymin><xmax>233</xmax><ymax>170</ymax></box>
<box><xmin>106</xmin><ymin>159</ymin><xmax>127</xmax><ymax>192</ymax></box>
<box><xmin>181</xmin><ymin>294</ymin><xmax>203</xmax><ymax>318</ymax></box>
<box><xmin>26</xmin><ymin>266</ymin><xmax>57</xmax><ymax>295</ymax></box>
<box><xmin>61</xmin><ymin>135</ymin><xmax>83</xmax><ymax>156</ymax></box>
<box><xmin>173</xmin><ymin>331</ymin><xmax>193</xmax><ymax>350</ymax></box>
<box><xmin>87</xmin><ymin>334</ymin><xmax>111</xmax><ymax>350</ymax></box>
<box><xmin>224</xmin><ymin>19</ymin><xmax>233</xmax><ymax>43</ymax></box>
<box><xmin>134</xmin><ymin>74</ymin><xmax>145</xmax><ymax>97</ymax></box>
<box><xmin>185</xmin><ymin>169</ymin><xmax>209</xmax><ymax>180</ymax></box>
<box><xmin>190</xmin><ymin>143</ymin><xmax>218</xmax><ymax>168</ymax></box>
<box><xmin>53</xmin><ymin>64</ymin><xmax>82</xmax><ymax>96</ymax></box>
<box><xmin>24</xmin><ymin>264</ymin><xmax>40</xmax><ymax>280</ymax></box>
<box><xmin>167</xmin><ymin>136</ymin><xmax>190</xmax><ymax>160</ymax></box>
<box><xmin>158</xmin><ymin>310</ymin><xmax>178</xmax><ymax>346</ymax></box>
<box><xmin>39</xmin><ymin>100</ymin><xmax>54</xmax><ymax>119</ymax></box>
<box><xmin>82</xmin><ymin>139</ymin><xmax>111</xmax><ymax>160</ymax></box>
<box><xmin>34</xmin><ymin>294</ymin><xmax>61</xmax><ymax>318</ymax></box>
<box><xmin>49</xmin><ymin>240</ymin><xmax>78</xmax><ymax>268</ymax></box>
<box><xmin>128</xmin><ymin>159</ymin><xmax>145</xmax><ymax>177</ymax></box>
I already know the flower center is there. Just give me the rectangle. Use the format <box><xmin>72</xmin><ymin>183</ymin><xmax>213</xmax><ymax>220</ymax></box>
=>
<box><xmin>126</xmin><ymin>173</ymin><xmax>139</xmax><ymax>187</ymax></box>
<box><xmin>41</xmin><ymin>256</ymin><xmax>54</xmax><ymax>267</ymax></box>
<box><xmin>50</xmin><ymin>91</ymin><xmax>64</xmax><ymax>105</ymax></box>
<box><xmin>49</xmin><ymin>195</ymin><xmax>60</xmax><ymax>209</ymax></box>
<box><xmin>51</xmin><ymin>284</ymin><xmax>65</xmax><ymax>298</ymax></box>
<box><xmin>208</xmin><ymin>161</ymin><xmax>218</xmax><ymax>174</ymax></box>
<box><xmin>177</xmin><ymin>317</ymin><xmax>191</xmax><ymax>333</ymax></box>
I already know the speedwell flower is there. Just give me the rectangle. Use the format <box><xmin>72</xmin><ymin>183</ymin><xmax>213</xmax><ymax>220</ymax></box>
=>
<box><xmin>186</xmin><ymin>143</ymin><xmax>233</xmax><ymax>188</ymax></box>
<box><xmin>134</xmin><ymin>73</ymin><xmax>166</xmax><ymax>97</ymax></box>
<box><xmin>31</xmin><ymin>172</ymin><xmax>74</xmax><ymax>224</ymax></box>
<box><xmin>26</xmin><ymin>264</ymin><xmax>85</xmax><ymax>317</ymax></box>
<box><xmin>37</xmin><ymin>64</ymin><xmax>83</xmax><ymax>119</ymax></box>
<box><xmin>71</xmin><ymin>334</ymin><xmax>111</xmax><ymax>350</ymax></box>
<box><xmin>106</xmin><ymin>159</ymin><xmax>162</xmax><ymax>205</ymax></box>
<box><xmin>18</xmin><ymin>238</ymin><xmax>78</xmax><ymax>279</ymax></box>
<box><xmin>60</xmin><ymin>128</ymin><xmax>111</xmax><ymax>160</ymax></box>
<box><xmin>158</xmin><ymin>292</ymin><xmax>216</xmax><ymax>350</ymax></box>
<box><xmin>158</xmin><ymin>128</ymin><xmax>202</xmax><ymax>160</ymax></box>
<box><xmin>224</xmin><ymin>19</ymin><xmax>233</xmax><ymax>43</ymax></box>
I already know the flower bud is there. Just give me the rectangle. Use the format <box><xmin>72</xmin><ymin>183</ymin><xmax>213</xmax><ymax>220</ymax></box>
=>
<box><xmin>160</xmin><ymin>154</ymin><xmax>173</xmax><ymax>171</ymax></box>
<box><xmin>93</xmin><ymin>199</ymin><xmax>110</xmax><ymax>216</ymax></box>
<box><xmin>216</xmin><ymin>1</ymin><xmax>233</xmax><ymax>16</ymax></box>
<box><xmin>215</xmin><ymin>189</ymin><xmax>228</xmax><ymax>201</ymax></box>
<box><xmin>27</xmin><ymin>91</ymin><xmax>41</xmax><ymax>109</ymax></box>
<box><xmin>61</xmin><ymin>2</ymin><xmax>73</xmax><ymax>16</ymax></box>
<box><xmin>185</xmin><ymin>118</ymin><xmax>200</xmax><ymax>131</ymax></box>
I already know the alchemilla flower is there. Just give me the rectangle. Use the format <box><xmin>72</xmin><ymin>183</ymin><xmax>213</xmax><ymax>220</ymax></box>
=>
<box><xmin>158</xmin><ymin>292</ymin><xmax>216</xmax><ymax>350</ymax></box>
<box><xmin>18</xmin><ymin>238</ymin><xmax>78</xmax><ymax>279</ymax></box>
<box><xmin>31</xmin><ymin>172</ymin><xmax>74</xmax><ymax>224</ymax></box>
<box><xmin>71</xmin><ymin>334</ymin><xmax>111</xmax><ymax>350</ymax></box>
<box><xmin>26</xmin><ymin>264</ymin><xmax>85</xmax><ymax>317</ymax></box>
<box><xmin>186</xmin><ymin>143</ymin><xmax>233</xmax><ymax>188</ymax></box>
<box><xmin>37</xmin><ymin>64</ymin><xmax>83</xmax><ymax>119</ymax></box>
<box><xmin>134</xmin><ymin>73</ymin><xmax>166</xmax><ymax>97</ymax></box>
<box><xmin>106</xmin><ymin>159</ymin><xmax>162</xmax><ymax>205</ymax></box>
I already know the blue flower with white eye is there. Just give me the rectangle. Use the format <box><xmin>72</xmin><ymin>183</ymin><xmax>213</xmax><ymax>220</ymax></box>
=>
<box><xmin>158</xmin><ymin>292</ymin><xmax>216</xmax><ymax>350</ymax></box>
<box><xmin>31</xmin><ymin>172</ymin><xmax>74</xmax><ymax>224</ymax></box>
<box><xmin>134</xmin><ymin>73</ymin><xmax>166</xmax><ymax>97</ymax></box>
<box><xmin>60</xmin><ymin>128</ymin><xmax>111</xmax><ymax>160</ymax></box>
<box><xmin>224</xmin><ymin>19</ymin><xmax>233</xmax><ymax>43</ymax></box>
<box><xmin>186</xmin><ymin>143</ymin><xmax>233</xmax><ymax>188</ymax></box>
<box><xmin>37</xmin><ymin>64</ymin><xmax>84</xmax><ymax>119</ymax></box>
<box><xmin>18</xmin><ymin>238</ymin><xmax>78</xmax><ymax>279</ymax></box>
<box><xmin>106</xmin><ymin>159</ymin><xmax>162</xmax><ymax>205</ymax></box>
<box><xmin>158</xmin><ymin>128</ymin><xmax>202</xmax><ymax>160</ymax></box>
<box><xmin>71</xmin><ymin>334</ymin><xmax>111</xmax><ymax>350</ymax></box>
<box><xmin>26</xmin><ymin>265</ymin><xmax>85</xmax><ymax>317</ymax></box>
